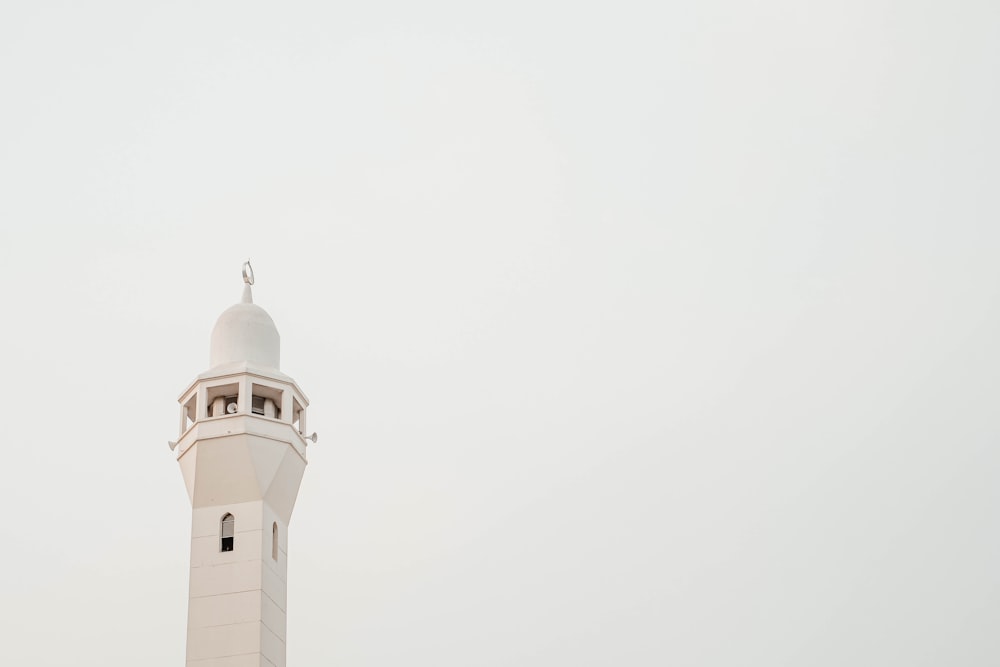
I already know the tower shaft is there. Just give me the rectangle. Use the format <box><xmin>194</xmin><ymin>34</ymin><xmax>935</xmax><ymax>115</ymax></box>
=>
<box><xmin>186</xmin><ymin>501</ymin><xmax>289</xmax><ymax>667</ymax></box>
<box><xmin>178</xmin><ymin>419</ymin><xmax>306</xmax><ymax>666</ymax></box>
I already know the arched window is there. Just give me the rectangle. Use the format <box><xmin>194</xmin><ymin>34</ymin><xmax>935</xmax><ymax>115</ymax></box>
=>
<box><xmin>221</xmin><ymin>513</ymin><xmax>235</xmax><ymax>552</ymax></box>
<box><xmin>272</xmin><ymin>522</ymin><xmax>278</xmax><ymax>561</ymax></box>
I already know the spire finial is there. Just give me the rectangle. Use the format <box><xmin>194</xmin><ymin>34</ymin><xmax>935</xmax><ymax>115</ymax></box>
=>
<box><xmin>242</xmin><ymin>260</ymin><xmax>255</xmax><ymax>285</ymax></box>
<box><xmin>241</xmin><ymin>260</ymin><xmax>254</xmax><ymax>303</ymax></box>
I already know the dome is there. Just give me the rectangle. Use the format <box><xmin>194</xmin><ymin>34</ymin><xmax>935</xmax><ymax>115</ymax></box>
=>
<box><xmin>209</xmin><ymin>284</ymin><xmax>280</xmax><ymax>369</ymax></box>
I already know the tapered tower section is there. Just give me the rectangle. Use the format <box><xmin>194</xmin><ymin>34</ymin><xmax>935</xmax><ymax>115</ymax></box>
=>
<box><xmin>173</xmin><ymin>265</ymin><xmax>313</xmax><ymax>667</ymax></box>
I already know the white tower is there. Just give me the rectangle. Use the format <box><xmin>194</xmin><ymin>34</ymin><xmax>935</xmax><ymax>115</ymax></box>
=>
<box><xmin>172</xmin><ymin>264</ymin><xmax>314</xmax><ymax>667</ymax></box>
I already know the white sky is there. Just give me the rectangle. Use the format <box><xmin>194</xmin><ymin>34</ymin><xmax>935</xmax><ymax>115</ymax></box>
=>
<box><xmin>2</xmin><ymin>1</ymin><xmax>999</xmax><ymax>665</ymax></box>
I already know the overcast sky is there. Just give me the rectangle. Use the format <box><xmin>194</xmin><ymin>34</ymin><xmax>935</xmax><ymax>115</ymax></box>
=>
<box><xmin>2</xmin><ymin>1</ymin><xmax>999</xmax><ymax>665</ymax></box>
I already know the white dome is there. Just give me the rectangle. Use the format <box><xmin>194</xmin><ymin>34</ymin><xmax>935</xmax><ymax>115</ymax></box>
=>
<box><xmin>209</xmin><ymin>285</ymin><xmax>280</xmax><ymax>369</ymax></box>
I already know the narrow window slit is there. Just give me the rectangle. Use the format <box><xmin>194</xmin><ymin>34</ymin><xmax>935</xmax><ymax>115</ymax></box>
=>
<box><xmin>221</xmin><ymin>513</ymin><xmax>235</xmax><ymax>552</ymax></box>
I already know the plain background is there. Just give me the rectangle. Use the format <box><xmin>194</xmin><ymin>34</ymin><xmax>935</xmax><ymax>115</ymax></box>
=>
<box><xmin>2</xmin><ymin>1</ymin><xmax>999</xmax><ymax>665</ymax></box>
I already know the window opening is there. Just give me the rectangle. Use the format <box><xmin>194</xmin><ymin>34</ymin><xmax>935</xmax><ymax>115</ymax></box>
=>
<box><xmin>205</xmin><ymin>383</ymin><xmax>240</xmax><ymax>416</ymax></box>
<box><xmin>251</xmin><ymin>383</ymin><xmax>282</xmax><ymax>419</ymax></box>
<box><xmin>221</xmin><ymin>513</ymin><xmax>234</xmax><ymax>552</ymax></box>
<box><xmin>182</xmin><ymin>395</ymin><xmax>198</xmax><ymax>432</ymax></box>
<box><xmin>292</xmin><ymin>398</ymin><xmax>305</xmax><ymax>434</ymax></box>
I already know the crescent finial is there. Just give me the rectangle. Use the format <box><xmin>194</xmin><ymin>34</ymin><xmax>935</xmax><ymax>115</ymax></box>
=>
<box><xmin>242</xmin><ymin>260</ymin><xmax>255</xmax><ymax>286</ymax></box>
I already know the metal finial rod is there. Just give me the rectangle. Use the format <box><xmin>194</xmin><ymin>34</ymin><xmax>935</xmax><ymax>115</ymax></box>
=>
<box><xmin>242</xmin><ymin>260</ymin><xmax>255</xmax><ymax>285</ymax></box>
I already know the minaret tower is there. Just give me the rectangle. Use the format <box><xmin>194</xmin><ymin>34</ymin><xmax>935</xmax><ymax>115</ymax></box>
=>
<box><xmin>171</xmin><ymin>263</ymin><xmax>314</xmax><ymax>667</ymax></box>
